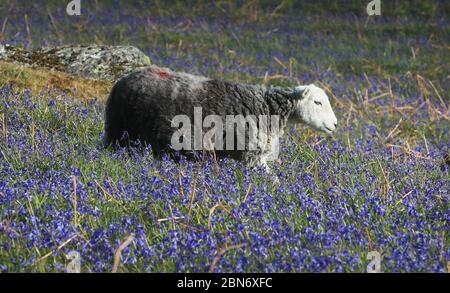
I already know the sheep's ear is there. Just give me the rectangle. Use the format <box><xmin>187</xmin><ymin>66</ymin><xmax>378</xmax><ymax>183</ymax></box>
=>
<box><xmin>294</xmin><ymin>85</ymin><xmax>311</xmax><ymax>99</ymax></box>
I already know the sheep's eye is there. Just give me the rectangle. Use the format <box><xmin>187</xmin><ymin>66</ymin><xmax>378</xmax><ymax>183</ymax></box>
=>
<box><xmin>314</xmin><ymin>101</ymin><xmax>322</xmax><ymax>106</ymax></box>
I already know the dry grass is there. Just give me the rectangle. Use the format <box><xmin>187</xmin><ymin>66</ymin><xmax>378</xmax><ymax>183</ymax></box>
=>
<box><xmin>0</xmin><ymin>61</ymin><xmax>112</xmax><ymax>101</ymax></box>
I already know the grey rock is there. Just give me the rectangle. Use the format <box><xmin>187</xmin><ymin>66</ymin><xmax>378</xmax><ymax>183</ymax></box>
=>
<box><xmin>0</xmin><ymin>44</ymin><xmax>151</xmax><ymax>81</ymax></box>
<box><xmin>45</xmin><ymin>45</ymin><xmax>151</xmax><ymax>80</ymax></box>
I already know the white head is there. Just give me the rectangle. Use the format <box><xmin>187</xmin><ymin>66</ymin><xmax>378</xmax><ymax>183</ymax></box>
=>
<box><xmin>291</xmin><ymin>84</ymin><xmax>337</xmax><ymax>134</ymax></box>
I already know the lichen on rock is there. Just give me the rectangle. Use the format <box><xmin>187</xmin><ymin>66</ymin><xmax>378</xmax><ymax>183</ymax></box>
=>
<box><xmin>0</xmin><ymin>44</ymin><xmax>151</xmax><ymax>81</ymax></box>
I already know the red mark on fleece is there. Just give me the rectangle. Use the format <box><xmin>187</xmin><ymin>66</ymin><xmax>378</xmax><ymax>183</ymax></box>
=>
<box><xmin>149</xmin><ymin>68</ymin><xmax>171</xmax><ymax>79</ymax></box>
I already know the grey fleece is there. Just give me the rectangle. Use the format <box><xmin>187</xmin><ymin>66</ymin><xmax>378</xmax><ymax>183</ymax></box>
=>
<box><xmin>104</xmin><ymin>65</ymin><xmax>302</xmax><ymax>166</ymax></box>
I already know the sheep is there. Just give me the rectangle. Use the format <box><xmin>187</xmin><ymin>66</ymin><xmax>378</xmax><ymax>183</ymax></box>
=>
<box><xmin>104</xmin><ymin>65</ymin><xmax>338</xmax><ymax>170</ymax></box>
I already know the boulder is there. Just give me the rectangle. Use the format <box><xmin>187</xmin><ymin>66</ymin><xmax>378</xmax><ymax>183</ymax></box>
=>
<box><xmin>0</xmin><ymin>44</ymin><xmax>151</xmax><ymax>81</ymax></box>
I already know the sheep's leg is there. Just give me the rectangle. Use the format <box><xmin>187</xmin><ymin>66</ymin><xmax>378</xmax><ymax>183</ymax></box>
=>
<box><xmin>261</xmin><ymin>133</ymin><xmax>281</xmax><ymax>184</ymax></box>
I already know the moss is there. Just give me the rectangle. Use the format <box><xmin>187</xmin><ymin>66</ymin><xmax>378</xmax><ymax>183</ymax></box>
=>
<box><xmin>5</xmin><ymin>46</ymin><xmax>67</xmax><ymax>72</ymax></box>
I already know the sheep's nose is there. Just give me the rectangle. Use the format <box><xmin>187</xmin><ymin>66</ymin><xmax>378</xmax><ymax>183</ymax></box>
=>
<box><xmin>334</xmin><ymin>122</ymin><xmax>337</xmax><ymax>128</ymax></box>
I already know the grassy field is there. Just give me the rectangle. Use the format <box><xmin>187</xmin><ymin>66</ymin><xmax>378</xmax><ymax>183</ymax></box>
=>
<box><xmin>0</xmin><ymin>1</ymin><xmax>449</xmax><ymax>272</ymax></box>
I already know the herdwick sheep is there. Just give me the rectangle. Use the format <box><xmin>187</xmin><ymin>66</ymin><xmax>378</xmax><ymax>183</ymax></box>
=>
<box><xmin>104</xmin><ymin>65</ymin><xmax>337</xmax><ymax>170</ymax></box>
